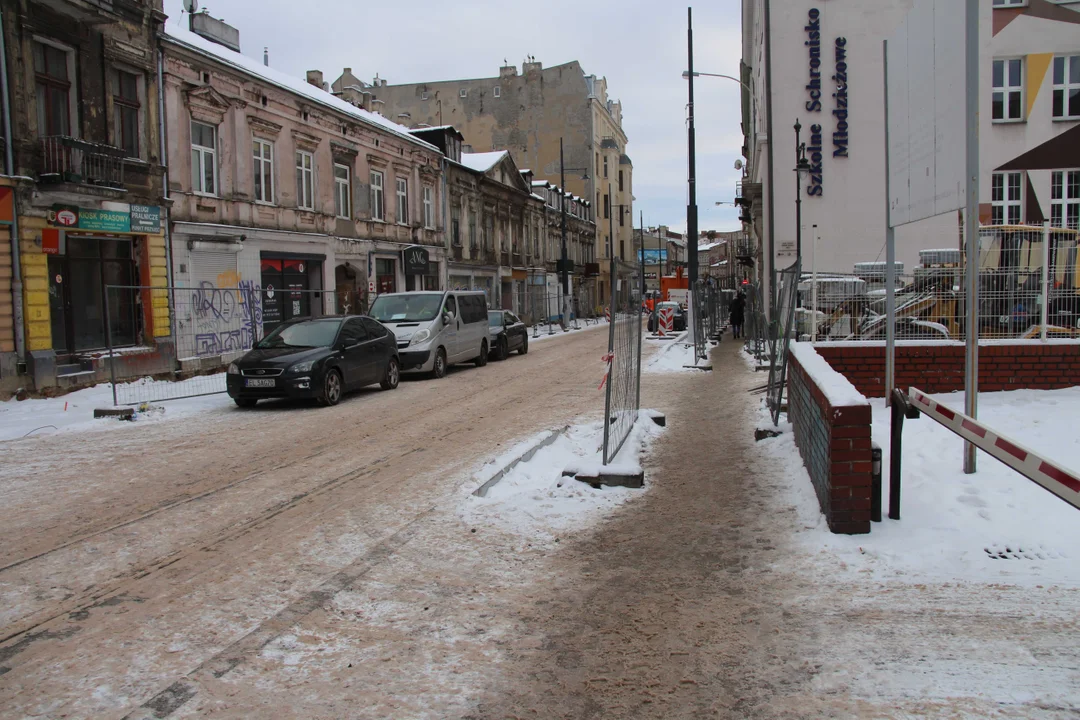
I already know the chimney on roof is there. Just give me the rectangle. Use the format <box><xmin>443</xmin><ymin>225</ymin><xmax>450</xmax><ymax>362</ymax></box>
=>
<box><xmin>500</xmin><ymin>62</ymin><xmax>517</xmax><ymax>80</ymax></box>
<box><xmin>371</xmin><ymin>98</ymin><xmax>384</xmax><ymax>116</ymax></box>
<box><xmin>189</xmin><ymin>11</ymin><xmax>241</xmax><ymax>53</ymax></box>
<box><xmin>263</xmin><ymin>47</ymin><xmax>268</xmax><ymax>66</ymax></box>
<box><xmin>306</xmin><ymin>70</ymin><xmax>328</xmax><ymax>92</ymax></box>
<box><xmin>523</xmin><ymin>56</ymin><xmax>542</xmax><ymax>74</ymax></box>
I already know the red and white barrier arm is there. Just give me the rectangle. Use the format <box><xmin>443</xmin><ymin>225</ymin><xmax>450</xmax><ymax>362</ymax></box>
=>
<box><xmin>909</xmin><ymin>387</ymin><xmax>1080</xmax><ymax>511</ymax></box>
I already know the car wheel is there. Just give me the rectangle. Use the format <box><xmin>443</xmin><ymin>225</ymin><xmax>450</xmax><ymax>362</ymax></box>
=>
<box><xmin>433</xmin><ymin>347</ymin><xmax>448</xmax><ymax>379</ymax></box>
<box><xmin>380</xmin><ymin>356</ymin><xmax>400</xmax><ymax>390</ymax></box>
<box><xmin>319</xmin><ymin>368</ymin><xmax>343</xmax><ymax>406</ymax></box>
<box><xmin>234</xmin><ymin>398</ymin><xmax>258</xmax><ymax>409</ymax></box>
<box><xmin>496</xmin><ymin>336</ymin><xmax>509</xmax><ymax>361</ymax></box>
<box><xmin>519</xmin><ymin>335</ymin><xmax>528</xmax><ymax>355</ymax></box>
<box><xmin>475</xmin><ymin>340</ymin><xmax>488</xmax><ymax>366</ymax></box>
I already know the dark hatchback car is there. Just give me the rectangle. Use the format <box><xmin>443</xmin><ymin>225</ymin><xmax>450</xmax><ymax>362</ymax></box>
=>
<box><xmin>227</xmin><ymin>316</ymin><xmax>399</xmax><ymax>408</ymax></box>
<box><xmin>488</xmin><ymin>310</ymin><xmax>529</xmax><ymax>360</ymax></box>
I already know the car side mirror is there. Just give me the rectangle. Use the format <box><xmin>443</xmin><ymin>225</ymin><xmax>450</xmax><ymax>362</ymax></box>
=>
<box><xmin>442</xmin><ymin>312</ymin><xmax>452</xmax><ymax>326</ymax></box>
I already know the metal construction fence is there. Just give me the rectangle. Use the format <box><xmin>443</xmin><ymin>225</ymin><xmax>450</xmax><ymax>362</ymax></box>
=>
<box><xmin>690</xmin><ymin>281</ymin><xmax>707</xmax><ymax>362</ymax></box>
<box><xmin>744</xmin><ymin>282</ymin><xmax>768</xmax><ymax>365</ymax></box>
<box><xmin>602</xmin><ymin>275</ymin><xmax>644</xmax><ymax>465</ymax></box>
<box><xmin>517</xmin><ymin>286</ymin><xmax>603</xmax><ymax>332</ymax></box>
<box><xmin>106</xmin><ymin>285</ymin><xmax>340</xmax><ymax>406</ymax></box>
<box><xmin>767</xmin><ymin>260</ymin><xmax>802</xmax><ymax>425</ymax></box>
<box><xmin>801</xmin><ymin>225</ymin><xmax>1080</xmax><ymax>342</ymax></box>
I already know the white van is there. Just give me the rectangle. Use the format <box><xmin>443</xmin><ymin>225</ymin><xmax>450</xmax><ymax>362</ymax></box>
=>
<box><xmin>368</xmin><ymin>291</ymin><xmax>490</xmax><ymax>378</ymax></box>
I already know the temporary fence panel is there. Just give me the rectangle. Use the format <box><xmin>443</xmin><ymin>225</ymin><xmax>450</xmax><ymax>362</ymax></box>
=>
<box><xmin>602</xmin><ymin>273</ymin><xmax>644</xmax><ymax>465</ymax></box>
<box><xmin>691</xmin><ymin>281</ymin><xmax>707</xmax><ymax>362</ymax></box>
<box><xmin>802</xmin><ymin>225</ymin><xmax>1080</xmax><ymax>342</ymax></box>
<box><xmin>743</xmin><ymin>283</ymin><xmax>768</xmax><ymax>364</ymax></box>
<box><xmin>106</xmin><ymin>285</ymin><xmax>335</xmax><ymax>406</ymax></box>
<box><xmin>767</xmin><ymin>260</ymin><xmax>802</xmax><ymax>425</ymax></box>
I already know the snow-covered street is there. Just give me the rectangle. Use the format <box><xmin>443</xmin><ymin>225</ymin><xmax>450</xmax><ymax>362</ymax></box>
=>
<box><xmin>1</xmin><ymin>326</ymin><xmax>1078</xmax><ymax>718</ymax></box>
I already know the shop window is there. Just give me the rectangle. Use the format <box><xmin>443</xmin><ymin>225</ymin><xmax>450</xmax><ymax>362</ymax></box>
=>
<box><xmin>48</xmin><ymin>235</ymin><xmax>136</xmax><ymax>353</ymax></box>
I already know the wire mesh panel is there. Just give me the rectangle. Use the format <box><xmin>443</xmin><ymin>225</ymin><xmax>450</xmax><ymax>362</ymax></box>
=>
<box><xmin>743</xmin><ymin>283</ymin><xmax>768</xmax><ymax>364</ymax></box>
<box><xmin>106</xmin><ymin>285</ymin><xmax>336</xmax><ymax>406</ymax></box>
<box><xmin>691</xmin><ymin>281</ymin><xmax>707</xmax><ymax>361</ymax></box>
<box><xmin>602</xmin><ymin>276</ymin><xmax>644</xmax><ymax>464</ymax></box>
<box><xmin>800</xmin><ymin>226</ymin><xmax>1080</xmax><ymax>342</ymax></box>
<box><xmin>767</xmin><ymin>260</ymin><xmax>802</xmax><ymax>425</ymax></box>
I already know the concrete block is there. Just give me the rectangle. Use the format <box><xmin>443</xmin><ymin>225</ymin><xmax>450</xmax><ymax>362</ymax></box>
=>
<box><xmin>565</xmin><ymin>468</ymin><xmax>645</xmax><ymax>489</ymax></box>
<box><xmin>94</xmin><ymin>407</ymin><xmax>135</xmax><ymax>420</ymax></box>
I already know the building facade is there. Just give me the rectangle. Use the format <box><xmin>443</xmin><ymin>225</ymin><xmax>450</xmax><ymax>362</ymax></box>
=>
<box><xmin>1</xmin><ymin>0</ymin><xmax>169</xmax><ymax>394</ymax></box>
<box><xmin>334</xmin><ymin>60</ymin><xmax>635</xmax><ymax>306</ymax></box>
<box><xmin>740</xmin><ymin>0</ymin><xmax>1080</xmax><ymax>304</ymax></box>
<box><xmin>162</xmin><ymin>17</ymin><xmax>445</xmax><ymax>369</ymax></box>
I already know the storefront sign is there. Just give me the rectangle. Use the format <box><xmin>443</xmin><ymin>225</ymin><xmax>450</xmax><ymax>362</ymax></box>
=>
<box><xmin>42</xmin><ymin>228</ymin><xmax>61</xmax><ymax>255</ymax></box>
<box><xmin>49</xmin><ymin>205</ymin><xmax>79</xmax><ymax>227</ymax></box>
<box><xmin>78</xmin><ymin>209</ymin><xmax>130</xmax><ymax>233</ymax></box>
<box><xmin>805</xmin><ymin>8</ymin><xmax>823</xmax><ymax>112</ymax></box>
<box><xmin>130</xmin><ymin>204</ymin><xmax>161</xmax><ymax>233</ymax></box>
<box><xmin>833</xmin><ymin>38</ymin><xmax>849</xmax><ymax>158</ymax></box>
<box><xmin>403</xmin><ymin>245</ymin><xmax>430</xmax><ymax>275</ymax></box>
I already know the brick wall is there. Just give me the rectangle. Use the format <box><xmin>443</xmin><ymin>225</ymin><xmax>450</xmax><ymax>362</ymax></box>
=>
<box><xmin>815</xmin><ymin>342</ymin><xmax>1080</xmax><ymax>398</ymax></box>
<box><xmin>786</xmin><ymin>344</ymin><xmax>873</xmax><ymax>535</ymax></box>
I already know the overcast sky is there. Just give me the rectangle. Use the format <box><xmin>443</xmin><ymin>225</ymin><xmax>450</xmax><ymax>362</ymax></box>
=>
<box><xmin>165</xmin><ymin>0</ymin><xmax>744</xmax><ymax>234</ymax></box>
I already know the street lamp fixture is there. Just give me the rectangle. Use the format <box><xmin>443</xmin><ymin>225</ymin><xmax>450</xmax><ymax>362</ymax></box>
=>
<box><xmin>793</xmin><ymin>120</ymin><xmax>812</xmax><ymax>264</ymax></box>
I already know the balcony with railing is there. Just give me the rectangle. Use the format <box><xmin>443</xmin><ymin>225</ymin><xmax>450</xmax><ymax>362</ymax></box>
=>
<box><xmin>38</xmin><ymin>136</ymin><xmax>128</xmax><ymax>190</ymax></box>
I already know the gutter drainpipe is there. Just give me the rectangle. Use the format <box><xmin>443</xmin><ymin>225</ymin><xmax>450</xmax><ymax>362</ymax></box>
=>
<box><xmin>157</xmin><ymin>43</ymin><xmax>176</xmax><ymax>351</ymax></box>
<box><xmin>0</xmin><ymin>9</ymin><xmax>25</xmax><ymax>363</ymax></box>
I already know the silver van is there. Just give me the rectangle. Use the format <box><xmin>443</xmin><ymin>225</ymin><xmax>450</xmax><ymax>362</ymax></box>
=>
<box><xmin>368</xmin><ymin>291</ymin><xmax>490</xmax><ymax>377</ymax></box>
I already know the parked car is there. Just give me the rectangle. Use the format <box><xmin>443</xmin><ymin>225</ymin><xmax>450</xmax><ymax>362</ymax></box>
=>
<box><xmin>648</xmin><ymin>301</ymin><xmax>686</xmax><ymax>332</ymax></box>
<box><xmin>488</xmin><ymin>310</ymin><xmax>529</xmax><ymax>360</ymax></box>
<box><xmin>368</xmin><ymin>291</ymin><xmax>489</xmax><ymax>378</ymax></box>
<box><xmin>226</xmin><ymin>316</ymin><xmax>399</xmax><ymax>408</ymax></box>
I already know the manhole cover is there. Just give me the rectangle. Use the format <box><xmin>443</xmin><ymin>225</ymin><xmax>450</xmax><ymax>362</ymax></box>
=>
<box><xmin>984</xmin><ymin>544</ymin><xmax>1067</xmax><ymax>561</ymax></box>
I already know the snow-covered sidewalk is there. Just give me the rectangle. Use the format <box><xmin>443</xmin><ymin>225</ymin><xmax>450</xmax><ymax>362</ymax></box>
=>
<box><xmin>643</xmin><ymin>332</ymin><xmax>714</xmax><ymax>373</ymax></box>
<box><xmin>757</xmin><ymin>386</ymin><xmax>1080</xmax><ymax>586</ymax></box>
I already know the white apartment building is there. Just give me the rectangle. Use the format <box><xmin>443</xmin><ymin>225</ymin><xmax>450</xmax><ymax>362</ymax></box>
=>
<box><xmin>740</xmin><ymin>0</ymin><xmax>1080</xmax><ymax>295</ymax></box>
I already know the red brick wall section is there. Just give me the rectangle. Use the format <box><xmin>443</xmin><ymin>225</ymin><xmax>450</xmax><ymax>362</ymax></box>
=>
<box><xmin>815</xmin><ymin>342</ymin><xmax>1080</xmax><ymax>398</ymax></box>
<box><xmin>786</xmin><ymin>346</ymin><xmax>873</xmax><ymax>535</ymax></box>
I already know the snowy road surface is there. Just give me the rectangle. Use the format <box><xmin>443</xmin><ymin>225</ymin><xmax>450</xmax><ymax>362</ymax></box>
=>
<box><xmin>1</xmin><ymin>327</ymin><xmax>1078</xmax><ymax>718</ymax></box>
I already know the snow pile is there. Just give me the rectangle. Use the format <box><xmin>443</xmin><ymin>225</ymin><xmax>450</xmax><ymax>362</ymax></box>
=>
<box><xmin>757</xmin><ymin>387</ymin><xmax>1080</xmax><ymax>586</ymax></box>
<box><xmin>528</xmin><ymin>320</ymin><xmax>608</xmax><ymax>344</ymax></box>
<box><xmin>462</xmin><ymin>411</ymin><xmax>666</xmax><ymax>542</ymax></box>
<box><xmin>644</xmin><ymin>334</ymin><xmax>711</xmax><ymax>373</ymax></box>
<box><xmin>0</xmin><ymin>380</ymin><xmax>233</xmax><ymax>442</ymax></box>
<box><xmin>788</xmin><ymin>341</ymin><xmax>868</xmax><ymax>407</ymax></box>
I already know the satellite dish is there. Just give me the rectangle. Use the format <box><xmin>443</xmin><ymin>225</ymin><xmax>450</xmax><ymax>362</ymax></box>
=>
<box><xmin>183</xmin><ymin>0</ymin><xmax>199</xmax><ymax>13</ymax></box>
<box><xmin>734</xmin><ymin>159</ymin><xmax>744</xmax><ymax>170</ymax></box>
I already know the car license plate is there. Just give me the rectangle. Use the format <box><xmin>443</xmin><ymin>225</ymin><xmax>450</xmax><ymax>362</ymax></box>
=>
<box><xmin>244</xmin><ymin>378</ymin><xmax>276</xmax><ymax>388</ymax></box>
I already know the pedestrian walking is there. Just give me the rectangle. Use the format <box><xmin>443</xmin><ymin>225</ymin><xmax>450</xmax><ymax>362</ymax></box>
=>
<box><xmin>730</xmin><ymin>291</ymin><xmax>746</xmax><ymax>339</ymax></box>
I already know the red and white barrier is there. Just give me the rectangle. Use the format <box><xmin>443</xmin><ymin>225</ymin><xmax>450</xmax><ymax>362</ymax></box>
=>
<box><xmin>604</xmin><ymin>307</ymin><xmax>611</xmax><ymax>323</ymax></box>
<box><xmin>658</xmin><ymin>308</ymin><xmax>673</xmax><ymax>336</ymax></box>
<box><xmin>909</xmin><ymin>387</ymin><xmax>1080</xmax><ymax>510</ymax></box>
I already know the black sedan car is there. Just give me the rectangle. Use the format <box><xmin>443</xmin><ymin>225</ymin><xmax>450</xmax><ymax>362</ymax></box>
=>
<box><xmin>488</xmin><ymin>310</ymin><xmax>529</xmax><ymax>360</ymax></box>
<box><xmin>227</xmin><ymin>316</ymin><xmax>398</xmax><ymax>408</ymax></box>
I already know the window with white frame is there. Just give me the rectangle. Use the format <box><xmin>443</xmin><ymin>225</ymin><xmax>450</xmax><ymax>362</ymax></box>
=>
<box><xmin>993</xmin><ymin>58</ymin><xmax>1024</xmax><ymax>122</ymax></box>
<box><xmin>113</xmin><ymin>69</ymin><xmax>142</xmax><ymax>157</ymax></box>
<box><xmin>459</xmin><ymin>88</ymin><xmax>467</xmax><ymax>98</ymax></box>
<box><xmin>295</xmin><ymin>150</ymin><xmax>314</xmax><ymax>210</ymax></box>
<box><xmin>190</xmin><ymin>120</ymin><xmax>217</xmax><ymax>196</ymax></box>
<box><xmin>991</xmin><ymin>172</ymin><xmax>1022</xmax><ymax>225</ymax></box>
<box><xmin>396</xmin><ymin>177</ymin><xmax>408</xmax><ymax>224</ymax></box>
<box><xmin>253</xmin><ymin>138</ymin><xmax>274</xmax><ymax>203</ymax></box>
<box><xmin>992</xmin><ymin>0</ymin><xmax>1027</xmax><ymax>6</ymax></box>
<box><xmin>370</xmin><ymin>170</ymin><xmax>384</xmax><ymax>220</ymax></box>
<box><xmin>1051</xmin><ymin>170</ymin><xmax>1080</xmax><ymax>229</ymax></box>
<box><xmin>493</xmin><ymin>86</ymin><xmax>501</xmax><ymax>98</ymax></box>
<box><xmin>33</xmin><ymin>39</ymin><xmax>75</xmax><ymax>137</ymax></box>
<box><xmin>423</xmin><ymin>185</ymin><xmax>434</xmax><ymax>228</ymax></box>
<box><xmin>1052</xmin><ymin>55</ymin><xmax>1080</xmax><ymax>120</ymax></box>
<box><xmin>334</xmin><ymin>163</ymin><xmax>350</xmax><ymax>218</ymax></box>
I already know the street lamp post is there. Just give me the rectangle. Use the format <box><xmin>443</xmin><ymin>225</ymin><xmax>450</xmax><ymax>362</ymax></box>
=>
<box><xmin>793</xmin><ymin>120</ymin><xmax>811</xmax><ymax>266</ymax></box>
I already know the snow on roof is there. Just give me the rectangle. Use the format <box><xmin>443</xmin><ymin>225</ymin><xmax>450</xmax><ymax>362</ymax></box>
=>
<box><xmin>710</xmin><ymin>260</ymin><xmax>728</xmax><ymax>267</ymax></box>
<box><xmin>163</xmin><ymin>24</ymin><xmax>436</xmax><ymax>152</ymax></box>
<box><xmin>698</xmin><ymin>241</ymin><xmax>725</xmax><ymax>252</ymax></box>
<box><xmin>407</xmin><ymin>125</ymin><xmax>455</xmax><ymax>132</ymax></box>
<box><xmin>532</xmin><ymin>180</ymin><xmax>550</xmax><ymax>187</ymax></box>
<box><xmin>458</xmin><ymin>151</ymin><xmax>508</xmax><ymax>173</ymax></box>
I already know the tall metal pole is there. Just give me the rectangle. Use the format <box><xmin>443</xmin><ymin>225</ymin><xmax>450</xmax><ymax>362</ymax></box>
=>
<box><xmin>686</xmin><ymin>7</ymin><xmax>699</xmax><ymax>285</ymax></box>
<box><xmin>794</xmin><ymin>120</ymin><xmax>803</xmax><ymax>264</ymax></box>
<box><xmin>963</xmin><ymin>0</ymin><xmax>980</xmax><ymax>474</ymax></box>
<box><xmin>1041</xmin><ymin>220</ymin><xmax>1050</xmax><ymax>341</ymax></box>
<box><xmin>639</xmin><ymin>211</ymin><xmax>646</xmax><ymax>298</ymax></box>
<box><xmin>559</xmin><ymin>137</ymin><xmax>569</xmax><ymax>296</ymax></box>
<box><xmin>883</xmin><ymin>39</ymin><xmax>897</xmax><ymax>405</ymax></box>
